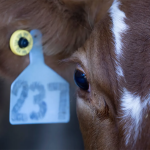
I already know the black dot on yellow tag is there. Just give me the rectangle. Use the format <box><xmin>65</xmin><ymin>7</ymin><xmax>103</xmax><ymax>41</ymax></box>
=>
<box><xmin>10</xmin><ymin>30</ymin><xmax>33</xmax><ymax>56</ymax></box>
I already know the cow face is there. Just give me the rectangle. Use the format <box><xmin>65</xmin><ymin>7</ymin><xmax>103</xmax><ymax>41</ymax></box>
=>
<box><xmin>2</xmin><ymin>0</ymin><xmax>150</xmax><ymax>149</ymax></box>
<box><xmin>70</xmin><ymin>0</ymin><xmax>150</xmax><ymax>149</ymax></box>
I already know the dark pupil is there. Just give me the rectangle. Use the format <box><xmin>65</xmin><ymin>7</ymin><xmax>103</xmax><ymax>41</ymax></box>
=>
<box><xmin>18</xmin><ymin>37</ymin><xmax>29</xmax><ymax>48</ymax></box>
<box><xmin>74</xmin><ymin>70</ymin><xmax>89</xmax><ymax>91</ymax></box>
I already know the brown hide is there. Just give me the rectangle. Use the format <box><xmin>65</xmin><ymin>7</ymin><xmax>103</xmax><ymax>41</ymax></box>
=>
<box><xmin>72</xmin><ymin>16</ymin><xmax>119</xmax><ymax>150</ymax></box>
<box><xmin>72</xmin><ymin>0</ymin><xmax>150</xmax><ymax>149</ymax></box>
<box><xmin>0</xmin><ymin>0</ymin><xmax>117</xmax><ymax>149</ymax></box>
<box><xmin>0</xmin><ymin>0</ymin><xmax>88</xmax><ymax>79</ymax></box>
<box><xmin>0</xmin><ymin>0</ymin><xmax>112</xmax><ymax>149</ymax></box>
<box><xmin>0</xmin><ymin>0</ymin><xmax>112</xmax><ymax>77</ymax></box>
<box><xmin>3</xmin><ymin>0</ymin><xmax>150</xmax><ymax>150</ymax></box>
<box><xmin>0</xmin><ymin>0</ymin><xmax>85</xmax><ymax>149</ymax></box>
<box><xmin>63</xmin><ymin>0</ymin><xmax>150</xmax><ymax>149</ymax></box>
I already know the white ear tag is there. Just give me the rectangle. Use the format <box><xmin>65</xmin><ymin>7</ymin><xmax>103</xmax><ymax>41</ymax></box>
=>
<box><xmin>9</xmin><ymin>29</ymin><xmax>70</xmax><ymax>125</ymax></box>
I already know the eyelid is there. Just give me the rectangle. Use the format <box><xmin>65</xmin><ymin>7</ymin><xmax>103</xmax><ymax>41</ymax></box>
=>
<box><xmin>76</xmin><ymin>64</ymin><xmax>85</xmax><ymax>74</ymax></box>
<box><xmin>61</xmin><ymin>56</ymin><xmax>85</xmax><ymax>69</ymax></box>
<box><xmin>62</xmin><ymin>55</ymin><xmax>89</xmax><ymax>82</ymax></box>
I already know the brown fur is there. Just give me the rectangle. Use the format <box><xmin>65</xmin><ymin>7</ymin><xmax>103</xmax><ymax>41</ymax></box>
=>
<box><xmin>63</xmin><ymin>0</ymin><xmax>150</xmax><ymax>149</ymax></box>
<box><xmin>2</xmin><ymin>0</ymin><xmax>150</xmax><ymax>149</ymax></box>
<box><xmin>0</xmin><ymin>0</ymin><xmax>113</xmax><ymax>78</ymax></box>
<box><xmin>119</xmin><ymin>0</ymin><xmax>150</xmax><ymax>149</ymax></box>
<box><xmin>72</xmin><ymin>15</ymin><xmax>119</xmax><ymax>150</ymax></box>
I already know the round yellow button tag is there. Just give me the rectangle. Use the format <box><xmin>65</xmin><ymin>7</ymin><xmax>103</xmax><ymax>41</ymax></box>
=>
<box><xmin>10</xmin><ymin>30</ymin><xmax>33</xmax><ymax>56</ymax></box>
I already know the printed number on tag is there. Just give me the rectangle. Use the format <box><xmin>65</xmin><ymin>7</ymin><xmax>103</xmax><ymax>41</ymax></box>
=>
<box><xmin>10</xmin><ymin>80</ymin><xmax>69</xmax><ymax>124</ymax></box>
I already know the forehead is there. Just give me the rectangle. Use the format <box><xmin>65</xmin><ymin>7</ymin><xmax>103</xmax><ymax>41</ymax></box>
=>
<box><xmin>70</xmin><ymin>15</ymin><xmax>115</xmax><ymax>86</ymax></box>
<box><xmin>71</xmin><ymin>17</ymin><xmax>112</xmax><ymax>64</ymax></box>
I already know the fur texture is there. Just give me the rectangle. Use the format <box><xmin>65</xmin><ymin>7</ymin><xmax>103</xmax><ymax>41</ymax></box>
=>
<box><xmin>0</xmin><ymin>0</ymin><xmax>112</xmax><ymax>78</ymax></box>
<box><xmin>1</xmin><ymin>0</ymin><xmax>150</xmax><ymax>149</ymax></box>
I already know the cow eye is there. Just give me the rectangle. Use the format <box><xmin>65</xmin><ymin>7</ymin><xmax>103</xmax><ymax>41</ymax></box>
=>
<box><xmin>74</xmin><ymin>69</ymin><xmax>89</xmax><ymax>91</ymax></box>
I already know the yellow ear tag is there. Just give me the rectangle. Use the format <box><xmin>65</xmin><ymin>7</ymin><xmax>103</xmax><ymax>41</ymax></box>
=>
<box><xmin>10</xmin><ymin>30</ymin><xmax>33</xmax><ymax>56</ymax></box>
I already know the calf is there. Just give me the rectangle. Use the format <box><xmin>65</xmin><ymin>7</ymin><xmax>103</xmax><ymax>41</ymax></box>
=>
<box><xmin>0</xmin><ymin>0</ymin><xmax>150</xmax><ymax>149</ymax></box>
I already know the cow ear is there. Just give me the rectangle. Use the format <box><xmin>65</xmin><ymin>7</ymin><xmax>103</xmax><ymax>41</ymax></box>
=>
<box><xmin>0</xmin><ymin>0</ymin><xmax>113</xmax><ymax>78</ymax></box>
<box><xmin>0</xmin><ymin>0</ymin><xmax>113</xmax><ymax>62</ymax></box>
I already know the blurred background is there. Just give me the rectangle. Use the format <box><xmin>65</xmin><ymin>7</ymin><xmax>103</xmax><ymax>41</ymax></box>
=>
<box><xmin>0</xmin><ymin>57</ymin><xmax>84</xmax><ymax>150</ymax></box>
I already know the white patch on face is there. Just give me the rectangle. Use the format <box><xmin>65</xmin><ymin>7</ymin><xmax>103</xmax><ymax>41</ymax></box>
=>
<box><xmin>116</xmin><ymin>65</ymin><xmax>124</xmax><ymax>77</ymax></box>
<box><xmin>121</xmin><ymin>88</ymin><xmax>150</xmax><ymax>145</ymax></box>
<box><xmin>109</xmin><ymin>0</ymin><xmax>128</xmax><ymax>77</ymax></box>
<box><xmin>120</xmin><ymin>88</ymin><xmax>142</xmax><ymax>145</ymax></box>
<box><xmin>109</xmin><ymin>0</ymin><xmax>128</xmax><ymax>56</ymax></box>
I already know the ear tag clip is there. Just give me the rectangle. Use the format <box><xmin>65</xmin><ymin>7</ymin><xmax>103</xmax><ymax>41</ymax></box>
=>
<box><xmin>9</xmin><ymin>29</ymin><xmax>70</xmax><ymax>125</ymax></box>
